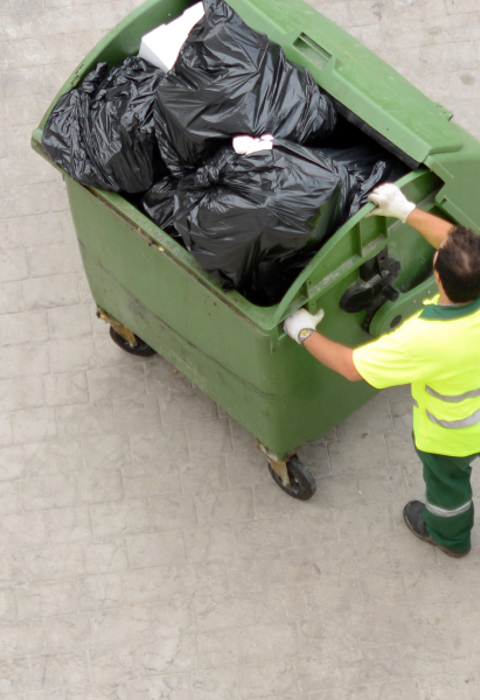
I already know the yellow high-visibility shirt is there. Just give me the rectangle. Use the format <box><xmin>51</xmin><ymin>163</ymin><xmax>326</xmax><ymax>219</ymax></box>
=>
<box><xmin>352</xmin><ymin>295</ymin><xmax>480</xmax><ymax>456</ymax></box>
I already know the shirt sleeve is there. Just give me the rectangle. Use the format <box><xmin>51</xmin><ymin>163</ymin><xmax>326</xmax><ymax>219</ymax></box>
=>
<box><xmin>352</xmin><ymin>327</ymin><xmax>426</xmax><ymax>390</ymax></box>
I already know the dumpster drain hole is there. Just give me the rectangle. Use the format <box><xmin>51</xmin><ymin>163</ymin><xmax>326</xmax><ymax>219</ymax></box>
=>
<box><xmin>390</xmin><ymin>315</ymin><xmax>402</xmax><ymax>328</ymax></box>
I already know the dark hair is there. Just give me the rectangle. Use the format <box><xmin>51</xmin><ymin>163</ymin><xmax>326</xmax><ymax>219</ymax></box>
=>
<box><xmin>434</xmin><ymin>226</ymin><xmax>480</xmax><ymax>303</ymax></box>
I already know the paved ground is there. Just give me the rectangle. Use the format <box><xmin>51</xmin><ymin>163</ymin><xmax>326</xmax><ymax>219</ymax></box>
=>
<box><xmin>1</xmin><ymin>0</ymin><xmax>480</xmax><ymax>698</ymax></box>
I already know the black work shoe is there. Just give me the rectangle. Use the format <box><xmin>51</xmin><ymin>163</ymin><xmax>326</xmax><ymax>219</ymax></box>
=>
<box><xmin>403</xmin><ymin>500</ymin><xmax>471</xmax><ymax>559</ymax></box>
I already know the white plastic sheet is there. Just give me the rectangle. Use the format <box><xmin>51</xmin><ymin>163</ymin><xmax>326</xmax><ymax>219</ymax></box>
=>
<box><xmin>139</xmin><ymin>2</ymin><xmax>204</xmax><ymax>71</ymax></box>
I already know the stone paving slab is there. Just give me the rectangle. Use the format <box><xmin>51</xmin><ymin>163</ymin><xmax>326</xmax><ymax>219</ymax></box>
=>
<box><xmin>1</xmin><ymin>0</ymin><xmax>480</xmax><ymax>698</ymax></box>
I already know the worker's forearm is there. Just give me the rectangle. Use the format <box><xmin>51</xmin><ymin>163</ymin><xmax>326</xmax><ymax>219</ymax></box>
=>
<box><xmin>303</xmin><ymin>331</ymin><xmax>363</xmax><ymax>381</ymax></box>
<box><xmin>406</xmin><ymin>208</ymin><xmax>454</xmax><ymax>249</ymax></box>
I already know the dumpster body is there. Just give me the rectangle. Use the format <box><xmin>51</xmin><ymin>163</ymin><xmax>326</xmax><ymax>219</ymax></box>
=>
<box><xmin>32</xmin><ymin>0</ymin><xmax>480</xmax><ymax>497</ymax></box>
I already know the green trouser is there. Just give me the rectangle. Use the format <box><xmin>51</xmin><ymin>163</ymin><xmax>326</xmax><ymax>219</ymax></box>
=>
<box><xmin>415</xmin><ymin>444</ymin><xmax>479</xmax><ymax>553</ymax></box>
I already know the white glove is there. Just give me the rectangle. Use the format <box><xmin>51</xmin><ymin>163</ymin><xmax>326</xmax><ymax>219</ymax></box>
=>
<box><xmin>367</xmin><ymin>183</ymin><xmax>415</xmax><ymax>223</ymax></box>
<box><xmin>232</xmin><ymin>134</ymin><xmax>274</xmax><ymax>155</ymax></box>
<box><xmin>284</xmin><ymin>308</ymin><xmax>325</xmax><ymax>345</ymax></box>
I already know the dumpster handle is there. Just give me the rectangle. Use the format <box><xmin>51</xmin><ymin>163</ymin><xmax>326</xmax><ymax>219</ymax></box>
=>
<box><xmin>293</xmin><ymin>32</ymin><xmax>335</xmax><ymax>69</ymax></box>
<box><xmin>272</xmin><ymin>203</ymin><xmax>373</xmax><ymax>324</ymax></box>
<box><xmin>272</xmin><ymin>171</ymin><xmax>444</xmax><ymax>327</ymax></box>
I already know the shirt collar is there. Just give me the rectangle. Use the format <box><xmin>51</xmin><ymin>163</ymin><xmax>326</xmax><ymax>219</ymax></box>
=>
<box><xmin>420</xmin><ymin>294</ymin><xmax>480</xmax><ymax>320</ymax></box>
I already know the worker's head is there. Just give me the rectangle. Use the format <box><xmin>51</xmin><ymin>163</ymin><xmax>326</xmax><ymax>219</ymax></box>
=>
<box><xmin>433</xmin><ymin>226</ymin><xmax>480</xmax><ymax>303</ymax></box>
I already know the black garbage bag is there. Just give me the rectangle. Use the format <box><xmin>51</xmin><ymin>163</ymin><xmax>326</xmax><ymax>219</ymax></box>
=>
<box><xmin>42</xmin><ymin>57</ymin><xmax>167</xmax><ymax>193</ymax></box>
<box><xmin>172</xmin><ymin>139</ymin><xmax>358</xmax><ymax>305</ymax></box>
<box><xmin>142</xmin><ymin>176</ymin><xmax>179</xmax><ymax>237</ymax></box>
<box><xmin>154</xmin><ymin>0</ymin><xmax>337</xmax><ymax>178</ymax></box>
<box><xmin>322</xmin><ymin>143</ymin><xmax>409</xmax><ymax>219</ymax></box>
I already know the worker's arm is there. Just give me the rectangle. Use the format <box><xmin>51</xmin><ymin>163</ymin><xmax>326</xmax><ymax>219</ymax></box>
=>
<box><xmin>283</xmin><ymin>308</ymin><xmax>363</xmax><ymax>381</ymax></box>
<box><xmin>368</xmin><ymin>183</ymin><xmax>454</xmax><ymax>249</ymax></box>
<box><xmin>302</xmin><ymin>331</ymin><xmax>362</xmax><ymax>381</ymax></box>
<box><xmin>405</xmin><ymin>207</ymin><xmax>453</xmax><ymax>249</ymax></box>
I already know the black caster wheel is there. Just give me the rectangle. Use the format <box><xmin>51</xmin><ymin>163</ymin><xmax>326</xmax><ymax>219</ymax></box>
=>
<box><xmin>109</xmin><ymin>327</ymin><xmax>156</xmax><ymax>357</ymax></box>
<box><xmin>268</xmin><ymin>455</ymin><xmax>316</xmax><ymax>501</ymax></box>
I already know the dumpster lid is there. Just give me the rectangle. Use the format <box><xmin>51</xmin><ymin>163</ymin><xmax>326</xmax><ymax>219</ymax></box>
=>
<box><xmin>315</xmin><ymin>48</ymin><xmax>463</xmax><ymax>169</ymax></box>
<box><xmin>229</xmin><ymin>0</ymin><xmax>463</xmax><ymax>169</ymax></box>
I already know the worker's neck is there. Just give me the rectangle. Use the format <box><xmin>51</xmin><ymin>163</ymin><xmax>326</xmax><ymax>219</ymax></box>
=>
<box><xmin>438</xmin><ymin>288</ymin><xmax>469</xmax><ymax>307</ymax></box>
<box><xmin>436</xmin><ymin>278</ymin><xmax>469</xmax><ymax>307</ymax></box>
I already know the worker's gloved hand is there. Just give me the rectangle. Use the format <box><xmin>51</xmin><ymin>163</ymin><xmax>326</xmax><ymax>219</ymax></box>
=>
<box><xmin>367</xmin><ymin>183</ymin><xmax>416</xmax><ymax>223</ymax></box>
<box><xmin>284</xmin><ymin>308</ymin><xmax>325</xmax><ymax>344</ymax></box>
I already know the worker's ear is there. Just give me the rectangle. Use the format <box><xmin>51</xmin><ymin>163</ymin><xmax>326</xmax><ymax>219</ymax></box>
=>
<box><xmin>433</xmin><ymin>268</ymin><xmax>444</xmax><ymax>296</ymax></box>
<box><xmin>433</xmin><ymin>251</ymin><xmax>441</xmax><ymax>284</ymax></box>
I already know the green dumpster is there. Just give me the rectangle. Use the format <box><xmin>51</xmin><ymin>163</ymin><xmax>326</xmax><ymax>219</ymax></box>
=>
<box><xmin>31</xmin><ymin>0</ymin><xmax>480</xmax><ymax>499</ymax></box>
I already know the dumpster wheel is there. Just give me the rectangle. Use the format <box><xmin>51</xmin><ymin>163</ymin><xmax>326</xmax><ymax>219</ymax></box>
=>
<box><xmin>109</xmin><ymin>327</ymin><xmax>157</xmax><ymax>357</ymax></box>
<box><xmin>267</xmin><ymin>455</ymin><xmax>316</xmax><ymax>501</ymax></box>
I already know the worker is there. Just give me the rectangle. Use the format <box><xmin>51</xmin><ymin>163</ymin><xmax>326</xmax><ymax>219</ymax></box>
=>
<box><xmin>284</xmin><ymin>183</ymin><xmax>480</xmax><ymax>558</ymax></box>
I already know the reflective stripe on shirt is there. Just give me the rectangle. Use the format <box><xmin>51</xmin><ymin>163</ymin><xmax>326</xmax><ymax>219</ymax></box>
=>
<box><xmin>426</xmin><ymin>499</ymin><xmax>472</xmax><ymax>518</ymax></box>
<box><xmin>427</xmin><ymin>408</ymin><xmax>480</xmax><ymax>430</ymax></box>
<box><xmin>426</xmin><ymin>384</ymin><xmax>480</xmax><ymax>403</ymax></box>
